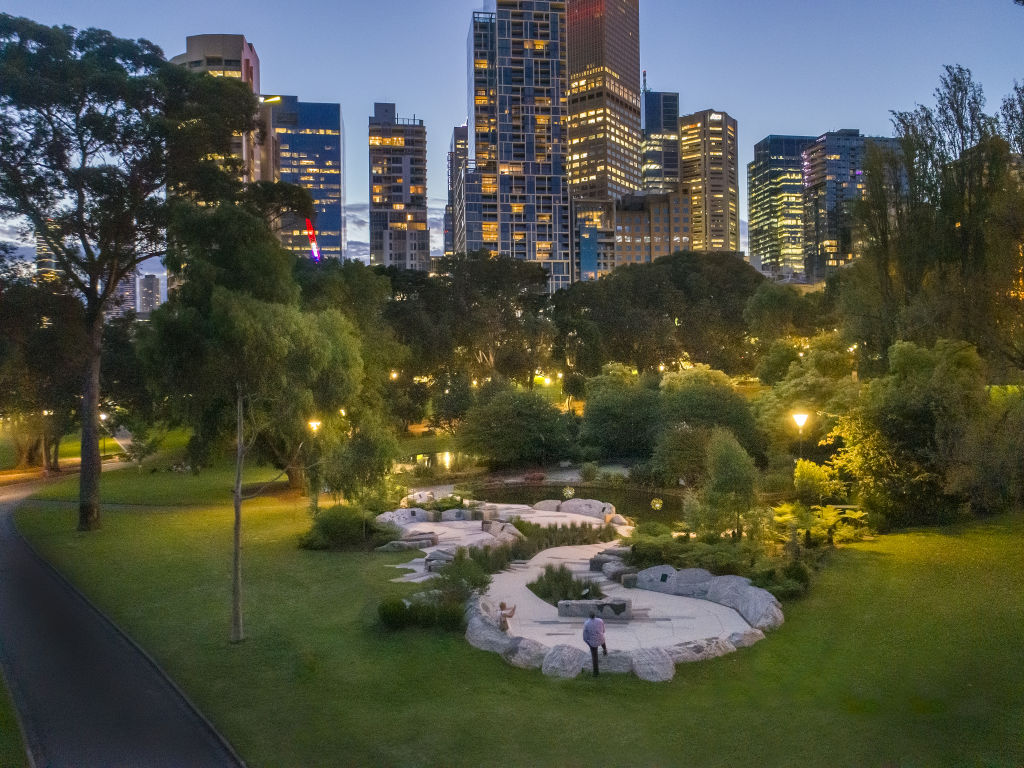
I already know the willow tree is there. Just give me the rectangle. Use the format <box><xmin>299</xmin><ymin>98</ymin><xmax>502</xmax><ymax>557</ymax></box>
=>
<box><xmin>0</xmin><ymin>15</ymin><xmax>256</xmax><ymax>529</ymax></box>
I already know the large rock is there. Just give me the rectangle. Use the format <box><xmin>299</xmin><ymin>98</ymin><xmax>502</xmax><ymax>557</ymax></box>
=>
<box><xmin>376</xmin><ymin>507</ymin><xmax>430</xmax><ymax>527</ymax></box>
<box><xmin>630</xmin><ymin>647</ymin><xmax>675</xmax><ymax>682</ymax></box>
<box><xmin>560</xmin><ymin>498</ymin><xmax>615</xmax><ymax>520</ymax></box>
<box><xmin>589</xmin><ymin>554</ymin><xmax>620</xmax><ymax>572</ymax></box>
<box><xmin>532</xmin><ymin>499</ymin><xmax>561</xmax><ymax>512</ymax></box>
<box><xmin>557</xmin><ymin>598</ymin><xmax>632</xmax><ymax>620</ymax></box>
<box><xmin>542</xmin><ymin>645</ymin><xmax>589</xmax><ymax>678</ymax></box>
<box><xmin>402</xmin><ymin>531</ymin><xmax>439</xmax><ymax>546</ymax></box>
<box><xmin>440</xmin><ymin>508</ymin><xmax>471</xmax><ymax>522</ymax></box>
<box><xmin>424</xmin><ymin>549</ymin><xmax>456</xmax><ymax>573</ymax></box>
<box><xmin>673</xmin><ymin>637</ymin><xmax>736</xmax><ymax>662</ymax></box>
<box><xmin>484</xmin><ymin>520</ymin><xmax>526</xmax><ymax>544</ymax></box>
<box><xmin>502</xmin><ymin>637</ymin><xmax>549</xmax><ymax>669</ymax></box>
<box><xmin>668</xmin><ymin>568</ymin><xmax>714</xmax><ymax>598</ymax></box>
<box><xmin>728</xmin><ymin>629</ymin><xmax>766</xmax><ymax>649</ymax></box>
<box><xmin>608</xmin><ymin>514</ymin><xmax>629</xmax><ymax>526</ymax></box>
<box><xmin>466</xmin><ymin>616</ymin><xmax>514</xmax><ymax>654</ymax></box>
<box><xmin>602</xmin><ymin>561</ymin><xmax>637</xmax><ymax>583</ymax></box>
<box><xmin>491</xmin><ymin>504</ymin><xmax>535</xmax><ymax>520</ymax></box>
<box><xmin>375</xmin><ymin>540</ymin><xmax>429</xmax><ymax>552</ymax></box>
<box><xmin>635</xmin><ymin>565</ymin><xmax>679</xmax><ymax>594</ymax></box>
<box><xmin>732</xmin><ymin>589</ymin><xmax>785</xmax><ymax>631</ymax></box>
<box><xmin>599</xmin><ymin>651</ymin><xmax>633</xmax><ymax>675</ymax></box>
<box><xmin>600</xmin><ymin>546</ymin><xmax>632</xmax><ymax>559</ymax></box>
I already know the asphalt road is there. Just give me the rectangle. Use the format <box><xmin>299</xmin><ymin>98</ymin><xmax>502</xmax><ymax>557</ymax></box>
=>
<box><xmin>0</xmin><ymin>481</ymin><xmax>245</xmax><ymax>768</ymax></box>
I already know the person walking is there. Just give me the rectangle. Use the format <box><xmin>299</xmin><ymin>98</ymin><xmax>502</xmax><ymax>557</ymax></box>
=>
<box><xmin>583</xmin><ymin>612</ymin><xmax>607</xmax><ymax>676</ymax></box>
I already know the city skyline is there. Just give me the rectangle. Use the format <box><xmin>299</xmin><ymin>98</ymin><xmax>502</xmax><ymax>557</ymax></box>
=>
<box><xmin>1</xmin><ymin>0</ymin><xmax>1021</xmax><ymax>261</ymax></box>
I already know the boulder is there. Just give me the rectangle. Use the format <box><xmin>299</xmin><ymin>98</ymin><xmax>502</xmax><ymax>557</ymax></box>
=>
<box><xmin>665</xmin><ymin>643</ymin><xmax>703</xmax><ymax>664</ymax></box>
<box><xmin>491</xmin><ymin>504</ymin><xmax>535</xmax><ymax>520</ymax></box>
<box><xmin>424</xmin><ymin>549</ymin><xmax>455</xmax><ymax>572</ymax></box>
<box><xmin>668</xmin><ymin>568</ymin><xmax>713</xmax><ymax>598</ymax></box>
<box><xmin>401</xmin><ymin>531</ymin><xmax>439</xmax><ymax>546</ymax></box>
<box><xmin>675</xmin><ymin>637</ymin><xmax>736</xmax><ymax>661</ymax></box>
<box><xmin>589</xmin><ymin>554</ymin><xmax>620</xmax><ymax>572</ymax></box>
<box><xmin>502</xmin><ymin>637</ymin><xmax>549</xmax><ymax>670</ymax></box>
<box><xmin>440</xmin><ymin>508</ymin><xmax>470</xmax><ymax>521</ymax></box>
<box><xmin>599</xmin><ymin>650</ymin><xmax>633</xmax><ymax>675</ymax></box>
<box><xmin>608</xmin><ymin>514</ymin><xmax>629</xmax><ymax>526</ymax></box>
<box><xmin>557</xmin><ymin>599</ymin><xmax>631</xmax><ymax>620</ymax></box>
<box><xmin>728</xmin><ymin>629</ymin><xmax>766</xmax><ymax>649</ymax></box>
<box><xmin>560</xmin><ymin>498</ymin><xmax>614</xmax><ymax>520</ymax></box>
<box><xmin>486</xmin><ymin>521</ymin><xmax>526</xmax><ymax>544</ymax></box>
<box><xmin>376</xmin><ymin>507</ymin><xmax>430</xmax><ymax>527</ymax></box>
<box><xmin>532</xmin><ymin>499</ymin><xmax>561</xmax><ymax>512</ymax></box>
<box><xmin>630</xmin><ymin>647</ymin><xmax>675</xmax><ymax>682</ymax></box>
<box><xmin>602</xmin><ymin>561</ymin><xmax>637</xmax><ymax>582</ymax></box>
<box><xmin>375</xmin><ymin>540</ymin><xmax>428</xmax><ymax>552</ymax></box>
<box><xmin>635</xmin><ymin>565</ymin><xmax>679</xmax><ymax>594</ymax></box>
<box><xmin>400</xmin><ymin>491</ymin><xmax>434</xmax><ymax>507</ymax></box>
<box><xmin>732</xmin><ymin>588</ymin><xmax>785</xmax><ymax>631</ymax></box>
<box><xmin>541</xmin><ymin>645</ymin><xmax>589</xmax><ymax>679</ymax></box>
<box><xmin>600</xmin><ymin>546</ymin><xmax>632</xmax><ymax>559</ymax></box>
<box><xmin>620</xmin><ymin>573</ymin><xmax>638</xmax><ymax>589</ymax></box>
<box><xmin>465</xmin><ymin>616</ymin><xmax>514</xmax><ymax>654</ymax></box>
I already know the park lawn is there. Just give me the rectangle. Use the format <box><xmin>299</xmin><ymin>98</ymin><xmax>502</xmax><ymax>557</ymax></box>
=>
<box><xmin>14</xmin><ymin>493</ymin><xmax>1024</xmax><ymax>767</ymax></box>
<box><xmin>0</xmin><ymin>670</ymin><xmax>28</xmax><ymax>768</ymax></box>
<box><xmin>397</xmin><ymin>432</ymin><xmax>456</xmax><ymax>457</ymax></box>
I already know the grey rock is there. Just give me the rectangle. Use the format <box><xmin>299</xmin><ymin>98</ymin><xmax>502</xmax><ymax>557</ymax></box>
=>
<box><xmin>669</xmin><ymin>568</ymin><xmax>713</xmax><ymax>598</ymax></box>
<box><xmin>600</xmin><ymin>546</ymin><xmax>632</xmax><ymax>558</ymax></box>
<box><xmin>665</xmin><ymin>643</ymin><xmax>703</xmax><ymax>664</ymax></box>
<box><xmin>728</xmin><ymin>629</ymin><xmax>765</xmax><ymax>649</ymax></box>
<box><xmin>533</xmin><ymin>499</ymin><xmax>561</xmax><ymax>512</ymax></box>
<box><xmin>630</xmin><ymin>647</ymin><xmax>675</xmax><ymax>682</ymax></box>
<box><xmin>465</xmin><ymin>616</ymin><xmax>513</xmax><ymax>654</ymax></box>
<box><xmin>609</xmin><ymin>514</ymin><xmax>629</xmax><ymax>525</ymax></box>
<box><xmin>560</xmin><ymin>498</ymin><xmax>614</xmax><ymax>520</ymax></box>
<box><xmin>400</xmin><ymin>491</ymin><xmax>434</xmax><ymax>507</ymax></box>
<box><xmin>502</xmin><ymin>637</ymin><xmax>549</xmax><ymax>669</ymax></box>
<box><xmin>599</xmin><ymin>650</ymin><xmax>633</xmax><ymax>675</ymax></box>
<box><xmin>375</xmin><ymin>540</ymin><xmax>426</xmax><ymax>552</ymax></box>
<box><xmin>440</xmin><ymin>508</ymin><xmax>470</xmax><ymax>521</ymax></box>
<box><xmin>602</xmin><ymin>561</ymin><xmax>637</xmax><ymax>582</ymax></box>
<box><xmin>487</xmin><ymin>521</ymin><xmax>526</xmax><ymax>544</ymax></box>
<box><xmin>376</xmin><ymin>507</ymin><xmax>430</xmax><ymax>527</ymax></box>
<box><xmin>557</xmin><ymin>598</ymin><xmax>632</xmax><ymax>619</ymax></box>
<box><xmin>620</xmin><ymin>573</ymin><xmax>638</xmax><ymax>589</ymax></box>
<box><xmin>636</xmin><ymin>565</ymin><xmax>679</xmax><ymax>594</ymax></box>
<box><xmin>589</xmin><ymin>554</ymin><xmax>620</xmax><ymax>572</ymax></box>
<box><xmin>541</xmin><ymin>645</ymin><xmax>589</xmax><ymax>678</ymax></box>
<box><xmin>734</xmin><ymin>590</ymin><xmax>785</xmax><ymax>631</ymax></box>
<box><xmin>401</xmin><ymin>531</ymin><xmax>439</xmax><ymax>546</ymax></box>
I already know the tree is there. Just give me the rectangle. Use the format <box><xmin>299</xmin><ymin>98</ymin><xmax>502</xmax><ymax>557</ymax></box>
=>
<box><xmin>458</xmin><ymin>390</ymin><xmax>572</xmax><ymax>469</ymax></box>
<box><xmin>0</xmin><ymin>16</ymin><xmax>256</xmax><ymax>529</ymax></box>
<box><xmin>579</xmin><ymin>365</ymin><xmax>661</xmax><ymax>459</ymax></box>
<box><xmin>704</xmin><ymin>428</ymin><xmax>756</xmax><ymax>538</ymax></box>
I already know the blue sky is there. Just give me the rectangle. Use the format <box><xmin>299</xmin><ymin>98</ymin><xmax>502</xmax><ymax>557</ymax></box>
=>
<box><xmin>2</xmin><ymin>0</ymin><xmax>1022</xmax><ymax>259</ymax></box>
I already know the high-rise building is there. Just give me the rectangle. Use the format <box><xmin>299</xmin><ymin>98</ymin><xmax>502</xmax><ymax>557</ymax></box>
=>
<box><xmin>567</xmin><ymin>0</ymin><xmax>641</xmax><ymax>201</ymax></box>
<box><xmin>34</xmin><ymin>224</ymin><xmax>62</xmax><ymax>283</ymax></box>
<box><xmin>261</xmin><ymin>95</ymin><xmax>345</xmax><ymax>260</ymax></box>
<box><xmin>613</xmin><ymin>187</ymin><xmax>693</xmax><ymax>266</ymax></box>
<box><xmin>458</xmin><ymin>0</ymin><xmax>572</xmax><ymax>291</ymax></box>
<box><xmin>170</xmin><ymin>35</ymin><xmax>262</xmax><ymax>182</ymax></box>
<box><xmin>802</xmin><ymin>129</ymin><xmax>899</xmax><ymax>281</ymax></box>
<box><xmin>641</xmin><ymin>87</ymin><xmax>680</xmax><ymax>192</ymax></box>
<box><xmin>368</xmin><ymin>103</ymin><xmax>429</xmax><ymax>271</ymax></box>
<box><xmin>444</xmin><ymin>125</ymin><xmax>469</xmax><ymax>258</ymax></box>
<box><xmin>747</xmin><ymin>134</ymin><xmax>815</xmax><ymax>277</ymax></box>
<box><xmin>679</xmin><ymin>109</ymin><xmax>740</xmax><ymax>252</ymax></box>
<box><xmin>107</xmin><ymin>271</ymin><xmax>137</xmax><ymax>318</ymax></box>
<box><xmin>138</xmin><ymin>274</ymin><xmax>162</xmax><ymax>318</ymax></box>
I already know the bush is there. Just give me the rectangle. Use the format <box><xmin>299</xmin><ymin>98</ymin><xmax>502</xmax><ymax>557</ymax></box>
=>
<box><xmin>627</xmin><ymin>461</ymin><xmax>660</xmax><ymax>487</ymax></box>
<box><xmin>527</xmin><ymin>564</ymin><xmax>603</xmax><ymax>605</ymax></box>
<box><xmin>458</xmin><ymin>390</ymin><xmax>572</xmax><ymax>469</ymax></box>
<box><xmin>378</xmin><ymin>595</ymin><xmax>466</xmax><ymax>631</ymax></box>
<box><xmin>579</xmin><ymin>461</ymin><xmax>599</xmax><ymax>482</ymax></box>
<box><xmin>766</xmin><ymin>578</ymin><xmax>806</xmax><ymax>600</ymax></box>
<box><xmin>378</xmin><ymin>598</ymin><xmax>410</xmax><ymax>629</ymax></box>
<box><xmin>299</xmin><ymin>505</ymin><xmax>399</xmax><ymax>550</ymax></box>
<box><xmin>434</xmin><ymin>550</ymin><xmax>492</xmax><ymax>603</ymax></box>
<box><xmin>782</xmin><ymin>559</ymin><xmax>812</xmax><ymax>586</ymax></box>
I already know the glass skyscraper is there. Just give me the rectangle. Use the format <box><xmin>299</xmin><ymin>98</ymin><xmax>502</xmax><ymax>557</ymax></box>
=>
<box><xmin>747</xmin><ymin>135</ymin><xmax>814</xmax><ymax>277</ymax></box>
<box><xmin>262</xmin><ymin>95</ymin><xmax>345</xmax><ymax>260</ymax></box>
<box><xmin>679</xmin><ymin>109</ymin><xmax>740</xmax><ymax>252</ymax></box>
<box><xmin>642</xmin><ymin>88</ymin><xmax>680</xmax><ymax>192</ymax></box>
<box><xmin>457</xmin><ymin>0</ymin><xmax>572</xmax><ymax>291</ymax></box>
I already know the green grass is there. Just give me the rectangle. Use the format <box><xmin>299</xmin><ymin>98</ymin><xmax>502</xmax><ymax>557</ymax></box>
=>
<box><xmin>397</xmin><ymin>432</ymin><xmax>456</xmax><ymax>457</ymax></box>
<box><xmin>14</xmin><ymin>484</ymin><xmax>1024</xmax><ymax>767</ymax></box>
<box><xmin>0</xmin><ymin>671</ymin><xmax>28</xmax><ymax>768</ymax></box>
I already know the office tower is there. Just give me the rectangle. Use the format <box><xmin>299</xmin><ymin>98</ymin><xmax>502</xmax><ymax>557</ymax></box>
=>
<box><xmin>748</xmin><ymin>135</ymin><xmax>815</xmax><ymax>278</ymax></box>
<box><xmin>368</xmin><ymin>103</ymin><xmax>429</xmax><ymax>271</ymax></box>
<box><xmin>138</xmin><ymin>274</ymin><xmax>162</xmax><ymax>318</ymax></box>
<box><xmin>171</xmin><ymin>35</ymin><xmax>262</xmax><ymax>182</ymax></box>
<box><xmin>261</xmin><ymin>95</ymin><xmax>345</xmax><ymax>260</ymax></box>
<box><xmin>642</xmin><ymin>87</ymin><xmax>680</xmax><ymax>192</ymax></box>
<box><xmin>802</xmin><ymin>129</ymin><xmax>899</xmax><ymax>281</ymax></box>
<box><xmin>567</xmin><ymin>0</ymin><xmax>641</xmax><ymax>201</ymax></box>
<box><xmin>459</xmin><ymin>1</ymin><xmax>572</xmax><ymax>291</ymax></box>
<box><xmin>678</xmin><ymin>109</ymin><xmax>740</xmax><ymax>252</ymax></box>
<box><xmin>444</xmin><ymin>126</ymin><xmax>469</xmax><ymax>258</ymax></box>
<box><xmin>34</xmin><ymin>225</ymin><xmax>61</xmax><ymax>282</ymax></box>
<box><xmin>107</xmin><ymin>271</ymin><xmax>137</xmax><ymax>318</ymax></box>
<box><xmin>613</xmin><ymin>187</ymin><xmax>693</xmax><ymax>266</ymax></box>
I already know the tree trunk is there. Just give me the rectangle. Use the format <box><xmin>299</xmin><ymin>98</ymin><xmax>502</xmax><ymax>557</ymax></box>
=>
<box><xmin>51</xmin><ymin>435</ymin><xmax>61</xmax><ymax>472</ymax></box>
<box><xmin>285</xmin><ymin>465</ymin><xmax>305</xmax><ymax>490</ymax></box>
<box><xmin>78</xmin><ymin>318</ymin><xmax>103</xmax><ymax>531</ymax></box>
<box><xmin>231</xmin><ymin>384</ymin><xmax>245</xmax><ymax>644</ymax></box>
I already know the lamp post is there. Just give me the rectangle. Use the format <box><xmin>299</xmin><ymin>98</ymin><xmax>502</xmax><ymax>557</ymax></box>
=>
<box><xmin>307</xmin><ymin>420</ymin><xmax>322</xmax><ymax>516</ymax></box>
<box><xmin>792</xmin><ymin>412</ymin><xmax>808</xmax><ymax>460</ymax></box>
<box><xmin>99</xmin><ymin>412</ymin><xmax>108</xmax><ymax>458</ymax></box>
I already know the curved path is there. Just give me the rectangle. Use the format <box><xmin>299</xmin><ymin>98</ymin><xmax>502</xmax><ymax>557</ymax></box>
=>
<box><xmin>0</xmin><ymin>481</ymin><xmax>245</xmax><ymax>768</ymax></box>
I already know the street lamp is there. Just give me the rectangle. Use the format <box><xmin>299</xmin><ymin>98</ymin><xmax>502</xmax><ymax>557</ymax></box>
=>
<box><xmin>792</xmin><ymin>412</ymin><xmax>808</xmax><ymax>459</ymax></box>
<box><xmin>307</xmin><ymin>420</ymin><xmax>322</xmax><ymax>516</ymax></box>
<box><xmin>99</xmin><ymin>412</ymin><xmax>108</xmax><ymax>458</ymax></box>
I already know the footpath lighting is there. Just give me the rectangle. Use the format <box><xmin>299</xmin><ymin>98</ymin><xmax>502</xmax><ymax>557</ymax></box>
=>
<box><xmin>792</xmin><ymin>412</ymin><xmax>809</xmax><ymax>459</ymax></box>
<box><xmin>99</xmin><ymin>412</ymin><xmax>108</xmax><ymax>457</ymax></box>
<box><xmin>308</xmin><ymin>420</ymin><xmax>321</xmax><ymax>435</ymax></box>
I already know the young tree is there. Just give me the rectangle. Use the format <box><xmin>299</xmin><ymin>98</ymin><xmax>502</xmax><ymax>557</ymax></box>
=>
<box><xmin>0</xmin><ymin>16</ymin><xmax>256</xmax><ymax>529</ymax></box>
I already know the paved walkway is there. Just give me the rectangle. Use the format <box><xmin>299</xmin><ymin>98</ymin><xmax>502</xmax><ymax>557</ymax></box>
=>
<box><xmin>0</xmin><ymin>481</ymin><xmax>244</xmax><ymax>768</ymax></box>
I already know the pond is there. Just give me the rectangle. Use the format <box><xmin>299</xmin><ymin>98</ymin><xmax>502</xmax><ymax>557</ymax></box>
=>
<box><xmin>476</xmin><ymin>484</ymin><xmax>686</xmax><ymax>527</ymax></box>
<box><xmin>396</xmin><ymin>451</ymin><xmax>476</xmax><ymax>473</ymax></box>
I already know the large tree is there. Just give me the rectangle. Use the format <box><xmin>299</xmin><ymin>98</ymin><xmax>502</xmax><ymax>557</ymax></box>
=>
<box><xmin>0</xmin><ymin>15</ymin><xmax>256</xmax><ymax>529</ymax></box>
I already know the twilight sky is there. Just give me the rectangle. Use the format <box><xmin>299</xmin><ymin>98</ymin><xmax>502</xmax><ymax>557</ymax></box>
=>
<box><xmin>2</xmin><ymin>0</ymin><xmax>1022</xmax><ymax>259</ymax></box>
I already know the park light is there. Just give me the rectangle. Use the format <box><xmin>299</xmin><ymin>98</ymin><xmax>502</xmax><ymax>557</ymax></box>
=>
<box><xmin>562</xmin><ymin>486</ymin><xmax>575</xmax><ymax>499</ymax></box>
<box><xmin>792</xmin><ymin>413</ymin><xmax>808</xmax><ymax>430</ymax></box>
<box><xmin>557</xmin><ymin>372</ymin><xmax>563</xmax><ymax>380</ymax></box>
<box><xmin>659</xmin><ymin>364</ymin><xmax>666</xmax><ymax>372</ymax></box>
<box><xmin>390</xmin><ymin>371</ymin><xmax>399</xmax><ymax>380</ymax></box>
<box><xmin>651</xmin><ymin>498</ymin><xmax>664</xmax><ymax>511</ymax></box>
<box><xmin>99</xmin><ymin>412</ymin><xmax>108</xmax><ymax>423</ymax></box>
<box><xmin>338</xmin><ymin>408</ymin><xmax>346</xmax><ymax>417</ymax></box>
<box><xmin>308</xmin><ymin>420</ymin><xmax>322</xmax><ymax>435</ymax></box>
<box><xmin>543</xmin><ymin>377</ymin><xmax>551</xmax><ymax>386</ymax></box>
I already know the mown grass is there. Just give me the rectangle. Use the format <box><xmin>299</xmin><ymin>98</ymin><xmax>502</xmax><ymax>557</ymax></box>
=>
<box><xmin>0</xmin><ymin>670</ymin><xmax>28</xmax><ymax>768</ymax></box>
<box><xmin>15</xmin><ymin>487</ymin><xmax>1024</xmax><ymax>767</ymax></box>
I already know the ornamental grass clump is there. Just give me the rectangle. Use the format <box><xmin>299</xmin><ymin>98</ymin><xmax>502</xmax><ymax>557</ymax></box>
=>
<box><xmin>527</xmin><ymin>564</ymin><xmax>604</xmax><ymax>606</ymax></box>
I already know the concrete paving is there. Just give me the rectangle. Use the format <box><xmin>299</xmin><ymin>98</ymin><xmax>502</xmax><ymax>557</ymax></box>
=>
<box><xmin>0</xmin><ymin>481</ymin><xmax>244</xmax><ymax>768</ymax></box>
<box><xmin>390</xmin><ymin>504</ymin><xmax>753</xmax><ymax>649</ymax></box>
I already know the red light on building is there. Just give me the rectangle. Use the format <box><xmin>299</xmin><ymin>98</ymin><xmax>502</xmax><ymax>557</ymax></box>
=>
<box><xmin>305</xmin><ymin>218</ymin><xmax>322</xmax><ymax>262</ymax></box>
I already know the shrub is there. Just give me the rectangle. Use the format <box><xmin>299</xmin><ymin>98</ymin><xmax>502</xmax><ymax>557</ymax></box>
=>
<box><xmin>378</xmin><ymin>598</ymin><xmax>410</xmax><ymax>629</ymax></box>
<box><xmin>299</xmin><ymin>505</ymin><xmax>399</xmax><ymax>551</ymax></box>
<box><xmin>627</xmin><ymin>461</ymin><xmax>660</xmax><ymax>488</ymax></box>
<box><xmin>766</xmin><ymin>578</ymin><xmax>806</xmax><ymax>600</ymax></box>
<box><xmin>436</xmin><ymin>601</ymin><xmax>465</xmax><ymax>631</ymax></box>
<box><xmin>527</xmin><ymin>564</ymin><xmax>604</xmax><ymax>605</ymax></box>
<box><xmin>434</xmin><ymin>549</ymin><xmax>492</xmax><ymax>603</ymax></box>
<box><xmin>651</xmin><ymin>423</ymin><xmax>710</xmax><ymax>488</ymax></box>
<box><xmin>458</xmin><ymin>390</ymin><xmax>572</xmax><ymax>469</ymax></box>
<box><xmin>579</xmin><ymin>461</ymin><xmax>599</xmax><ymax>482</ymax></box>
<box><xmin>782</xmin><ymin>559</ymin><xmax>812</xmax><ymax>586</ymax></box>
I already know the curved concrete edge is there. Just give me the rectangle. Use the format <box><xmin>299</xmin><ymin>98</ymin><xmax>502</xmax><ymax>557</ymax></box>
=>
<box><xmin>464</xmin><ymin>594</ymin><xmax>766</xmax><ymax>682</ymax></box>
<box><xmin>7</xmin><ymin>513</ymin><xmax>248</xmax><ymax>768</ymax></box>
<box><xmin>0</xmin><ymin>661</ymin><xmax>37</xmax><ymax>768</ymax></box>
